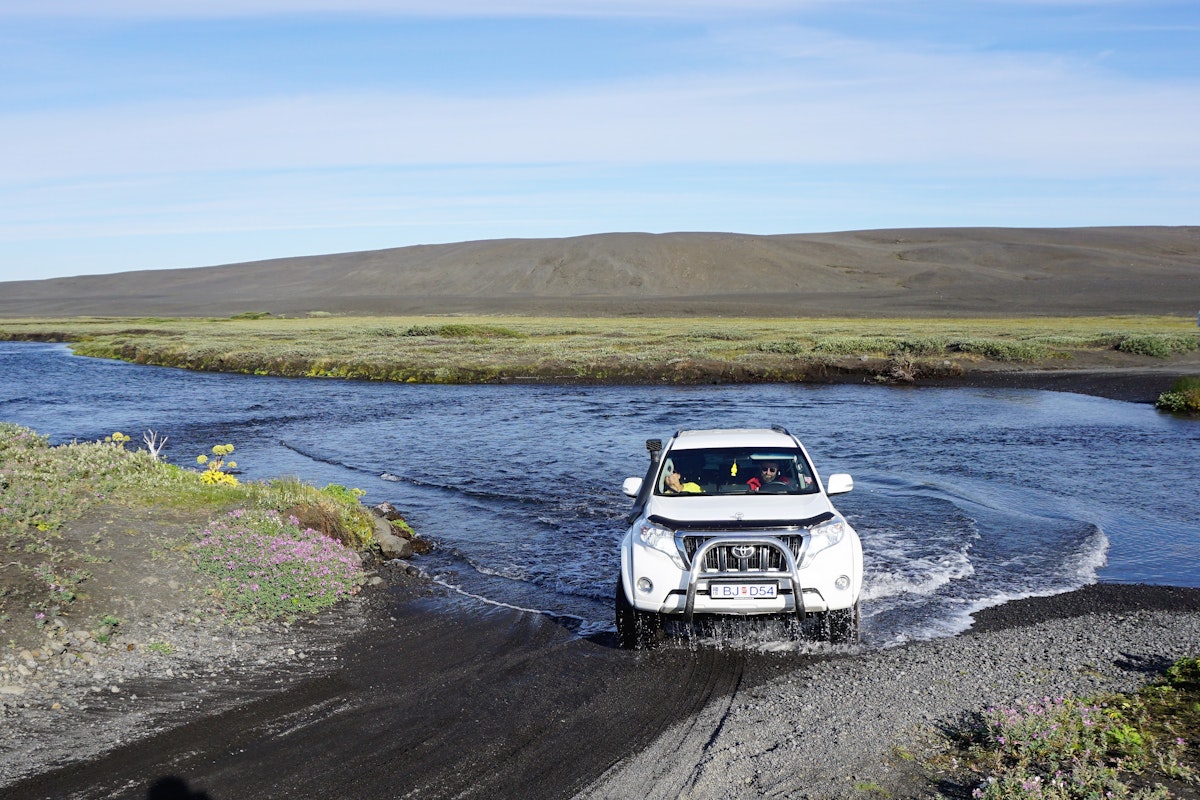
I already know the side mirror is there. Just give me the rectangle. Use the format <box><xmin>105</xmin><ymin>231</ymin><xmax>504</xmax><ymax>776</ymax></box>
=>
<box><xmin>826</xmin><ymin>473</ymin><xmax>853</xmax><ymax>495</ymax></box>
<box><xmin>622</xmin><ymin>477</ymin><xmax>643</xmax><ymax>498</ymax></box>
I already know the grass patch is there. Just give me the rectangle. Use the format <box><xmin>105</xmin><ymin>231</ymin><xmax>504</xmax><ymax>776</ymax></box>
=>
<box><xmin>932</xmin><ymin>657</ymin><xmax>1199</xmax><ymax>799</ymax></box>
<box><xmin>1</xmin><ymin>314</ymin><xmax>1196</xmax><ymax>385</ymax></box>
<box><xmin>0</xmin><ymin>423</ymin><xmax>396</xmax><ymax>633</ymax></box>
<box><xmin>253</xmin><ymin>477</ymin><xmax>377</xmax><ymax>549</ymax></box>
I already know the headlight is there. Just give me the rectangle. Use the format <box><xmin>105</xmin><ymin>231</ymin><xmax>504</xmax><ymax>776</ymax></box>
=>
<box><xmin>801</xmin><ymin>516</ymin><xmax>846</xmax><ymax>568</ymax></box>
<box><xmin>637</xmin><ymin>520</ymin><xmax>685</xmax><ymax>568</ymax></box>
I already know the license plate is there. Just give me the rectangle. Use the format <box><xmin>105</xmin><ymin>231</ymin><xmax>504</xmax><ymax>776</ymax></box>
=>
<box><xmin>710</xmin><ymin>583</ymin><xmax>778</xmax><ymax>600</ymax></box>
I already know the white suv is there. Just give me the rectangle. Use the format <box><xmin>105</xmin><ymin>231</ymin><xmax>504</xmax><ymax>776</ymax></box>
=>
<box><xmin>616</xmin><ymin>427</ymin><xmax>862</xmax><ymax>648</ymax></box>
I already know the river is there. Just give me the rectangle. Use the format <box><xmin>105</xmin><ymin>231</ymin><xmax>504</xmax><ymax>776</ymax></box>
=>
<box><xmin>3</xmin><ymin>341</ymin><xmax>1197</xmax><ymax>647</ymax></box>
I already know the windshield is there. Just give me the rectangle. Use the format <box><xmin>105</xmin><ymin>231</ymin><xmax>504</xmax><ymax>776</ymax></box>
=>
<box><xmin>654</xmin><ymin>447</ymin><xmax>818</xmax><ymax>496</ymax></box>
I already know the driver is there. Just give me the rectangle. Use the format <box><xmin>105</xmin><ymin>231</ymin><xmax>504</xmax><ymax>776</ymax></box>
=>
<box><xmin>747</xmin><ymin>461</ymin><xmax>789</xmax><ymax>492</ymax></box>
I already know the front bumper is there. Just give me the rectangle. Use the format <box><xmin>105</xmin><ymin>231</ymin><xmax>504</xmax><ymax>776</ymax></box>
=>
<box><xmin>684</xmin><ymin>536</ymin><xmax>807</xmax><ymax>624</ymax></box>
<box><xmin>623</xmin><ymin>530</ymin><xmax>858</xmax><ymax>622</ymax></box>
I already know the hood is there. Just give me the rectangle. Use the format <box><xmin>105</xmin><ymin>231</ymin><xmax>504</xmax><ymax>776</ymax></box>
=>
<box><xmin>642</xmin><ymin>492</ymin><xmax>835</xmax><ymax>526</ymax></box>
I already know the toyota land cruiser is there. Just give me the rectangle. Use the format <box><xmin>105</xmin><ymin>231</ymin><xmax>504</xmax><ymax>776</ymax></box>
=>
<box><xmin>616</xmin><ymin>426</ymin><xmax>862</xmax><ymax>648</ymax></box>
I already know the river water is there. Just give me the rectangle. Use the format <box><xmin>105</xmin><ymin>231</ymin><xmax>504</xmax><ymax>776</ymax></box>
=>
<box><xmin>3</xmin><ymin>342</ymin><xmax>1198</xmax><ymax>647</ymax></box>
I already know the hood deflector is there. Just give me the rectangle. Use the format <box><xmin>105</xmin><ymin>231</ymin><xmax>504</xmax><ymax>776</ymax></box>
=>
<box><xmin>646</xmin><ymin>511</ymin><xmax>834</xmax><ymax>532</ymax></box>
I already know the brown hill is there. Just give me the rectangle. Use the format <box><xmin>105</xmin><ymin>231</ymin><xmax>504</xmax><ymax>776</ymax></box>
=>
<box><xmin>2</xmin><ymin>226</ymin><xmax>1197</xmax><ymax>317</ymax></box>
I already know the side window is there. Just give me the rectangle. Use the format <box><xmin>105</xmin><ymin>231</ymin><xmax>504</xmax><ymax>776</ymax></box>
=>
<box><xmin>795</xmin><ymin>459</ymin><xmax>816</xmax><ymax>491</ymax></box>
<box><xmin>656</xmin><ymin>457</ymin><xmax>675</xmax><ymax>494</ymax></box>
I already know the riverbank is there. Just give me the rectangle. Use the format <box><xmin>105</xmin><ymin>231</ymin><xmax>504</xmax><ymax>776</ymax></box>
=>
<box><xmin>1</xmin><ymin>314</ymin><xmax>1197</xmax><ymax>399</ymax></box>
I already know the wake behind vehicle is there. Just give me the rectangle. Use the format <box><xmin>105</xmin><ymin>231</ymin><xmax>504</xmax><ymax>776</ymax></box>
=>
<box><xmin>616</xmin><ymin>426</ymin><xmax>862</xmax><ymax>648</ymax></box>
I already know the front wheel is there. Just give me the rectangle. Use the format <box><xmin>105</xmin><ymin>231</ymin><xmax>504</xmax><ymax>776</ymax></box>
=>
<box><xmin>615</xmin><ymin>577</ymin><xmax>661</xmax><ymax>650</ymax></box>
<box><xmin>822</xmin><ymin>601</ymin><xmax>860</xmax><ymax>644</ymax></box>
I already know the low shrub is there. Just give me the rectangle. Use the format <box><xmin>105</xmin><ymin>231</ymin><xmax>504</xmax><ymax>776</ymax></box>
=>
<box><xmin>895</xmin><ymin>336</ymin><xmax>951</xmax><ymax>356</ymax></box>
<box><xmin>1155</xmin><ymin>375</ymin><xmax>1200</xmax><ymax>413</ymax></box>
<box><xmin>398</xmin><ymin>323</ymin><xmax>526</xmax><ymax>339</ymax></box>
<box><xmin>950</xmin><ymin>339</ymin><xmax>1048</xmax><ymax>362</ymax></box>
<box><xmin>437</xmin><ymin>323</ymin><xmax>527</xmax><ymax>339</ymax></box>
<box><xmin>684</xmin><ymin>329</ymin><xmax>753</xmax><ymax>341</ymax></box>
<box><xmin>757</xmin><ymin>340</ymin><xmax>810</xmax><ymax>355</ymax></box>
<box><xmin>1117</xmin><ymin>334</ymin><xmax>1200</xmax><ymax>358</ymax></box>
<box><xmin>1039</xmin><ymin>333</ymin><xmax>1125</xmax><ymax>349</ymax></box>
<box><xmin>0</xmin><ymin>423</ymin><xmax>159</xmax><ymax>533</ymax></box>
<box><xmin>812</xmin><ymin>336</ymin><xmax>901</xmax><ymax>355</ymax></box>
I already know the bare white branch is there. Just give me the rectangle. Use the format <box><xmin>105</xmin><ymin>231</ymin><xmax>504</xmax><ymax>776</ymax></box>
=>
<box><xmin>142</xmin><ymin>429</ymin><xmax>168</xmax><ymax>461</ymax></box>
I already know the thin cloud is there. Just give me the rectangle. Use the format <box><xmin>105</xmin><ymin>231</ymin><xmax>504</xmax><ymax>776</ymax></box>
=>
<box><xmin>3</xmin><ymin>0</ymin><xmax>1184</xmax><ymax>17</ymax></box>
<box><xmin>0</xmin><ymin>0</ymin><xmax>813</xmax><ymax>20</ymax></box>
<box><xmin>3</xmin><ymin>42</ymin><xmax>1195</xmax><ymax>183</ymax></box>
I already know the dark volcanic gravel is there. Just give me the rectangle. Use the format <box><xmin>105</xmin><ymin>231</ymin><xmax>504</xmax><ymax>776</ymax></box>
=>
<box><xmin>2</xmin><ymin>579</ymin><xmax>1198</xmax><ymax>800</ymax></box>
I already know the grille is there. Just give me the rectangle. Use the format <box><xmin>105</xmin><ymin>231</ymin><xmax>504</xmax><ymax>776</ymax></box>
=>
<box><xmin>681</xmin><ymin>534</ymin><xmax>805</xmax><ymax>572</ymax></box>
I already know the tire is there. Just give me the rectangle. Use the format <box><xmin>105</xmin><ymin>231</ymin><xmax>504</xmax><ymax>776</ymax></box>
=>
<box><xmin>615</xmin><ymin>577</ymin><xmax>661</xmax><ymax>650</ymax></box>
<box><xmin>823</xmin><ymin>601</ymin><xmax>860</xmax><ymax>644</ymax></box>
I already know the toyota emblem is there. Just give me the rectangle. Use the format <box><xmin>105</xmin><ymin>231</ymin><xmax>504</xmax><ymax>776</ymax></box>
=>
<box><xmin>731</xmin><ymin>545</ymin><xmax>756</xmax><ymax>559</ymax></box>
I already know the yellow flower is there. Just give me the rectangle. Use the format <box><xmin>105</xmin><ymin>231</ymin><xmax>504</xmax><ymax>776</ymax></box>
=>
<box><xmin>197</xmin><ymin>455</ymin><xmax>208</xmax><ymax>464</ymax></box>
<box><xmin>198</xmin><ymin>470</ymin><xmax>239</xmax><ymax>486</ymax></box>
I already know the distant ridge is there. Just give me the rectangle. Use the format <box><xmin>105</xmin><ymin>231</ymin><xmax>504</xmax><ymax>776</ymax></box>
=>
<box><xmin>2</xmin><ymin>227</ymin><xmax>1197</xmax><ymax>317</ymax></box>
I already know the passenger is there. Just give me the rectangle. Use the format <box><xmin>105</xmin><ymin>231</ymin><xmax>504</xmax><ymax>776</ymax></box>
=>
<box><xmin>664</xmin><ymin>461</ymin><xmax>703</xmax><ymax>494</ymax></box>
<box><xmin>747</xmin><ymin>461</ymin><xmax>790</xmax><ymax>492</ymax></box>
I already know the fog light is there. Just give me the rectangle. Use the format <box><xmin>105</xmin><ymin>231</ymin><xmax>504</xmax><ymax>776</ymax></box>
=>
<box><xmin>636</xmin><ymin>577</ymin><xmax>654</xmax><ymax>594</ymax></box>
<box><xmin>835</xmin><ymin>575</ymin><xmax>850</xmax><ymax>591</ymax></box>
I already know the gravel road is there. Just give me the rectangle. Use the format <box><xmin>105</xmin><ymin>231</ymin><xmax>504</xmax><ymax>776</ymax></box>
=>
<box><xmin>2</xmin><ymin>579</ymin><xmax>1198</xmax><ymax>800</ymax></box>
<box><xmin>577</xmin><ymin>586</ymin><xmax>1200</xmax><ymax>799</ymax></box>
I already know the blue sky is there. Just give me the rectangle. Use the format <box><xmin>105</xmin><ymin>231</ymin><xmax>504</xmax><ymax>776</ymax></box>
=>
<box><xmin>1</xmin><ymin>1</ymin><xmax>1197</xmax><ymax>282</ymax></box>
